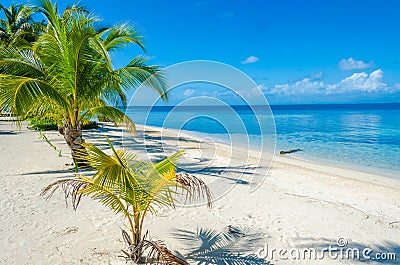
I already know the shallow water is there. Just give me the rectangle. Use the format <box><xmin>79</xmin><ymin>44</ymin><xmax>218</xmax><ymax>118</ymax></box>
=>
<box><xmin>125</xmin><ymin>103</ymin><xmax>400</xmax><ymax>178</ymax></box>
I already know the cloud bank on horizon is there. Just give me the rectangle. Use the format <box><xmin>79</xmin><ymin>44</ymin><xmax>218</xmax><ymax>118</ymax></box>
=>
<box><xmin>265</xmin><ymin>69</ymin><xmax>394</xmax><ymax>96</ymax></box>
<box><xmin>171</xmin><ymin>67</ymin><xmax>400</xmax><ymax>106</ymax></box>
<box><xmin>242</xmin><ymin>55</ymin><xmax>399</xmax><ymax>103</ymax></box>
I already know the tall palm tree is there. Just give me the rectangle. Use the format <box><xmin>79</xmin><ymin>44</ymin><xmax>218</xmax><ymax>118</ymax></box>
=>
<box><xmin>0</xmin><ymin>0</ymin><xmax>167</xmax><ymax>163</ymax></box>
<box><xmin>0</xmin><ymin>3</ymin><xmax>45</xmax><ymax>47</ymax></box>
<box><xmin>42</xmin><ymin>139</ymin><xmax>212</xmax><ymax>264</ymax></box>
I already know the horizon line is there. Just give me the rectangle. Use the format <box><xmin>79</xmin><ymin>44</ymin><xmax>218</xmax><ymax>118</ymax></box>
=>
<box><xmin>120</xmin><ymin>102</ymin><xmax>400</xmax><ymax>108</ymax></box>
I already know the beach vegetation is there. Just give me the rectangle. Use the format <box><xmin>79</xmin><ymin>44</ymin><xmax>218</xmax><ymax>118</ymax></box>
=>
<box><xmin>42</xmin><ymin>139</ymin><xmax>212</xmax><ymax>264</ymax></box>
<box><xmin>28</xmin><ymin>114</ymin><xmax>98</xmax><ymax>131</ymax></box>
<box><xmin>0</xmin><ymin>3</ymin><xmax>45</xmax><ymax>47</ymax></box>
<box><xmin>0</xmin><ymin>0</ymin><xmax>167</xmax><ymax>165</ymax></box>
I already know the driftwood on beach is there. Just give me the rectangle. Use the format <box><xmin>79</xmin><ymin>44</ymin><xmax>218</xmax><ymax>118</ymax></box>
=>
<box><xmin>279</xmin><ymin>148</ymin><xmax>302</xmax><ymax>155</ymax></box>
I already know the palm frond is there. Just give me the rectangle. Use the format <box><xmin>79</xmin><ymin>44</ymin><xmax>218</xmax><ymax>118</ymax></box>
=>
<box><xmin>0</xmin><ymin>47</ymin><xmax>45</xmax><ymax>77</ymax></box>
<box><xmin>121</xmin><ymin>230</ymin><xmax>189</xmax><ymax>265</ymax></box>
<box><xmin>61</xmin><ymin>4</ymin><xmax>89</xmax><ymax>20</ymax></box>
<box><xmin>116</xmin><ymin>55</ymin><xmax>168</xmax><ymax>100</ymax></box>
<box><xmin>78</xmin><ymin>176</ymin><xmax>132</xmax><ymax>217</ymax></box>
<box><xmin>175</xmin><ymin>173</ymin><xmax>213</xmax><ymax>208</ymax></box>
<box><xmin>154</xmin><ymin>150</ymin><xmax>184</xmax><ymax>176</ymax></box>
<box><xmin>41</xmin><ymin>175</ymin><xmax>133</xmax><ymax>226</ymax></box>
<box><xmin>75</xmin><ymin>139</ymin><xmax>145</xmax><ymax>199</ymax></box>
<box><xmin>0</xmin><ymin>75</ymin><xmax>68</xmax><ymax>116</ymax></box>
<box><xmin>100</xmin><ymin>23</ymin><xmax>145</xmax><ymax>52</ymax></box>
<box><xmin>136</xmin><ymin>240</ymin><xmax>189</xmax><ymax>265</ymax></box>
<box><xmin>137</xmin><ymin>151</ymin><xmax>186</xmax><ymax>211</ymax></box>
<box><xmin>40</xmin><ymin>177</ymin><xmax>88</xmax><ymax>210</ymax></box>
<box><xmin>0</xmin><ymin>3</ymin><xmax>43</xmax><ymax>47</ymax></box>
<box><xmin>38</xmin><ymin>0</ymin><xmax>62</xmax><ymax>37</ymax></box>
<box><xmin>83</xmin><ymin>105</ymin><xmax>136</xmax><ymax>133</ymax></box>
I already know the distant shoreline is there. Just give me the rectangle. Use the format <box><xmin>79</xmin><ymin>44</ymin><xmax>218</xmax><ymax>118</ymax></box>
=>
<box><xmin>121</xmin><ymin>102</ymin><xmax>400</xmax><ymax>109</ymax></box>
<box><xmin>122</xmin><ymin>102</ymin><xmax>400</xmax><ymax>179</ymax></box>
<box><xmin>139</xmin><ymin>123</ymin><xmax>400</xmax><ymax>182</ymax></box>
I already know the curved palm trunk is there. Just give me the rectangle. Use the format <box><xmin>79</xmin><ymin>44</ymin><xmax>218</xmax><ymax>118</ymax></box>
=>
<box><xmin>59</xmin><ymin>123</ymin><xmax>86</xmax><ymax>166</ymax></box>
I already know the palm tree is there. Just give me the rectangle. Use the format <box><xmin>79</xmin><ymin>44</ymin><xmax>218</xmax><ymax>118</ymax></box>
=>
<box><xmin>0</xmin><ymin>3</ymin><xmax>45</xmax><ymax>47</ymax></box>
<box><xmin>42</xmin><ymin>138</ymin><xmax>212</xmax><ymax>264</ymax></box>
<box><xmin>0</xmin><ymin>0</ymin><xmax>167</xmax><ymax>164</ymax></box>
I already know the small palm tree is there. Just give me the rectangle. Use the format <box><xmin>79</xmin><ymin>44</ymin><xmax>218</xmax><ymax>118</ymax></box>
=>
<box><xmin>42</xmin><ymin>138</ymin><xmax>212</xmax><ymax>264</ymax></box>
<box><xmin>0</xmin><ymin>3</ymin><xmax>45</xmax><ymax>47</ymax></box>
<box><xmin>0</xmin><ymin>0</ymin><xmax>167</xmax><ymax>164</ymax></box>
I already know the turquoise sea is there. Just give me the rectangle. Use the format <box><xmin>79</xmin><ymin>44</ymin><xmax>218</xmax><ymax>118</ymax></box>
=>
<box><xmin>125</xmin><ymin>103</ymin><xmax>400</xmax><ymax>179</ymax></box>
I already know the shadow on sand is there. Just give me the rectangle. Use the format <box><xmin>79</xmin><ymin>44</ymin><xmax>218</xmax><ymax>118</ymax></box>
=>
<box><xmin>83</xmin><ymin>126</ymin><xmax>262</xmax><ymax>186</ymax></box>
<box><xmin>170</xmin><ymin>227</ymin><xmax>271</xmax><ymax>265</ymax></box>
<box><xmin>20</xmin><ymin>168</ymin><xmax>73</xmax><ymax>178</ymax></box>
<box><xmin>0</xmin><ymin>130</ymin><xmax>19</xmax><ymax>135</ymax></box>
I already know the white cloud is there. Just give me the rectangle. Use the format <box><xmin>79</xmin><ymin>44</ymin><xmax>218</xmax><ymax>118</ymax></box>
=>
<box><xmin>183</xmin><ymin>89</ymin><xmax>195</xmax><ymax>97</ymax></box>
<box><xmin>218</xmin><ymin>84</ymin><xmax>265</xmax><ymax>98</ymax></box>
<box><xmin>326</xmin><ymin>69</ymin><xmax>387</xmax><ymax>94</ymax></box>
<box><xmin>267</xmin><ymin>69</ymin><xmax>395</xmax><ymax>96</ymax></box>
<box><xmin>338</xmin><ymin>58</ymin><xmax>374</xmax><ymax>71</ymax></box>
<box><xmin>239</xmin><ymin>84</ymin><xmax>265</xmax><ymax>97</ymax></box>
<box><xmin>241</xmin><ymin>56</ymin><xmax>259</xmax><ymax>64</ymax></box>
<box><xmin>269</xmin><ymin>78</ymin><xmax>324</xmax><ymax>96</ymax></box>
<box><xmin>254</xmin><ymin>84</ymin><xmax>265</xmax><ymax>91</ymax></box>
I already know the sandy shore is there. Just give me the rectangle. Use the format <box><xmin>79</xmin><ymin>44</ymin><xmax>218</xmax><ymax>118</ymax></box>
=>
<box><xmin>0</xmin><ymin>121</ymin><xmax>399</xmax><ymax>264</ymax></box>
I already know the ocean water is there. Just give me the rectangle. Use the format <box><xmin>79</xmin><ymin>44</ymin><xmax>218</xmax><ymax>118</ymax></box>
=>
<box><xmin>125</xmin><ymin>103</ymin><xmax>400</xmax><ymax>178</ymax></box>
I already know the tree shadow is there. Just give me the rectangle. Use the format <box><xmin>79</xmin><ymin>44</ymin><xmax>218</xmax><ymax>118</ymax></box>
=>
<box><xmin>171</xmin><ymin>226</ymin><xmax>271</xmax><ymax>264</ymax></box>
<box><xmin>0</xmin><ymin>130</ymin><xmax>19</xmax><ymax>135</ymax></box>
<box><xmin>83</xmin><ymin>125</ymin><xmax>261</xmax><ymax>186</ymax></box>
<box><xmin>20</xmin><ymin>168</ymin><xmax>73</xmax><ymax>177</ymax></box>
<box><xmin>97</xmin><ymin>131</ymin><xmax>258</xmax><ymax>186</ymax></box>
<box><xmin>299</xmin><ymin>237</ymin><xmax>400</xmax><ymax>264</ymax></box>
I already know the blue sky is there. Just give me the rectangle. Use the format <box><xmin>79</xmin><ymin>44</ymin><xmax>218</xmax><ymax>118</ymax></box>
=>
<box><xmin>3</xmin><ymin>0</ymin><xmax>400</xmax><ymax>104</ymax></box>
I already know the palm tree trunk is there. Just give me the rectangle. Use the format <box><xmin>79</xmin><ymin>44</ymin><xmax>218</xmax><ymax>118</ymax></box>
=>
<box><xmin>131</xmin><ymin>216</ymin><xmax>143</xmax><ymax>262</ymax></box>
<box><xmin>59</xmin><ymin>123</ymin><xmax>86</xmax><ymax>166</ymax></box>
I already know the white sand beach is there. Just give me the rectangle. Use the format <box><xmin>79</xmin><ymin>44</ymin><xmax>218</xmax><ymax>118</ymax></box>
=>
<box><xmin>0</xmin><ymin>121</ymin><xmax>399</xmax><ymax>264</ymax></box>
